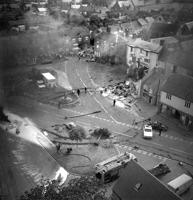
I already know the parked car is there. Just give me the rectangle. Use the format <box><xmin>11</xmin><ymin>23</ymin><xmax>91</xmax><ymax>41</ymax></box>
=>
<box><xmin>148</xmin><ymin>163</ymin><xmax>171</xmax><ymax>177</ymax></box>
<box><xmin>143</xmin><ymin>124</ymin><xmax>153</xmax><ymax>139</ymax></box>
<box><xmin>148</xmin><ymin>121</ymin><xmax>168</xmax><ymax>132</ymax></box>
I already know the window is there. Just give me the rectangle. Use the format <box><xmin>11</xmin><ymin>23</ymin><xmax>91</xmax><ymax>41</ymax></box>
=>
<box><xmin>144</xmin><ymin>58</ymin><xmax>150</xmax><ymax>63</ymax></box>
<box><xmin>130</xmin><ymin>46</ymin><xmax>133</xmax><ymax>52</ymax></box>
<box><xmin>166</xmin><ymin>93</ymin><xmax>171</xmax><ymax>100</ymax></box>
<box><xmin>185</xmin><ymin>100</ymin><xmax>191</xmax><ymax>108</ymax></box>
<box><xmin>146</xmin><ymin>51</ymin><xmax>148</xmax><ymax>57</ymax></box>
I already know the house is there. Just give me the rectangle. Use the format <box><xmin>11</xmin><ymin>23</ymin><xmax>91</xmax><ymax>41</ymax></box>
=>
<box><xmin>145</xmin><ymin>16</ymin><xmax>154</xmax><ymax>24</ymax></box>
<box><xmin>137</xmin><ymin>18</ymin><xmax>147</xmax><ymax>27</ymax></box>
<box><xmin>71</xmin><ymin>4</ymin><xmax>81</xmax><ymax>9</ymax></box>
<box><xmin>118</xmin><ymin>0</ymin><xmax>131</xmax><ymax>8</ymax></box>
<box><xmin>8</xmin><ymin>19</ymin><xmax>27</xmax><ymax>31</ymax></box>
<box><xmin>159</xmin><ymin>74</ymin><xmax>193</xmax><ymax>129</ymax></box>
<box><xmin>127</xmin><ymin>38</ymin><xmax>162</xmax><ymax>72</ymax></box>
<box><xmin>158</xmin><ymin>41</ymin><xmax>193</xmax><ymax>77</ymax></box>
<box><xmin>151</xmin><ymin>36</ymin><xmax>179</xmax><ymax>47</ymax></box>
<box><xmin>111</xmin><ymin>159</ymin><xmax>181</xmax><ymax>200</ymax></box>
<box><xmin>141</xmin><ymin>68</ymin><xmax>166</xmax><ymax>105</ymax></box>
<box><xmin>109</xmin><ymin>0</ymin><xmax>125</xmax><ymax>17</ymax></box>
<box><xmin>37</xmin><ymin>7</ymin><xmax>48</xmax><ymax>16</ymax></box>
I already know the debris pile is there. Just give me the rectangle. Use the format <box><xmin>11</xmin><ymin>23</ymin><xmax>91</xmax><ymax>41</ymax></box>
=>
<box><xmin>101</xmin><ymin>80</ymin><xmax>139</xmax><ymax>108</ymax></box>
<box><xmin>107</xmin><ymin>81</ymin><xmax>137</xmax><ymax>97</ymax></box>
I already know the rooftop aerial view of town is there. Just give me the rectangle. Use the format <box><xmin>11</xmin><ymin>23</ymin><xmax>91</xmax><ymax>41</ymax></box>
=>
<box><xmin>1</xmin><ymin>0</ymin><xmax>193</xmax><ymax>199</ymax></box>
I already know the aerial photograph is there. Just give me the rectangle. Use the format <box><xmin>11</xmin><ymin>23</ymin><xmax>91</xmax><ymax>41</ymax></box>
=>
<box><xmin>0</xmin><ymin>0</ymin><xmax>193</xmax><ymax>199</ymax></box>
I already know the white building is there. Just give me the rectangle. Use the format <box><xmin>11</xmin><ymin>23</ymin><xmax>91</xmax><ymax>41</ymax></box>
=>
<box><xmin>159</xmin><ymin>74</ymin><xmax>193</xmax><ymax>129</ymax></box>
<box><xmin>42</xmin><ymin>72</ymin><xmax>56</xmax><ymax>88</ymax></box>
<box><xmin>127</xmin><ymin>38</ymin><xmax>162</xmax><ymax>72</ymax></box>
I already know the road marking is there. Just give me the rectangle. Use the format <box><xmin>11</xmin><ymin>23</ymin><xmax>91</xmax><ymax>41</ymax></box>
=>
<box><xmin>86</xmin><ymin>66</ymin><xmax>99</xmax><ymax>87</ymax></box>
<box><xmin>116</xmin><ymin>144</ymin><xmax>165</xmax><ymax>160</ymax></box>
<box><xmin>151</xmin><ymin>142</ymin><xmax>163</xmax><ymax>147</ymax></box>
<box><xmin>169</xmin><ymin>147</ymin><xmax>192</xmax><ymax>155</ymax></box>
<box><xmin>75</xmin><ymin>68</ymin><xmax>119</xmax><ymax>124</ymax></box>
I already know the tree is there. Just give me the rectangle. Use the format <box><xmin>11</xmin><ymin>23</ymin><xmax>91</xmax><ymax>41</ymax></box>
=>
<box><xmin>19</xmin><ymin>176</ymin><xmax>110</xmax><ymax>200</ymax></box>
<box><xmin>68</xmin><ymin>126</ymin><xmax>86</xmax><ymax>143</ymax></box>
<box><xmin>91</xmin><ymin>128</ymin><xmax>111</xmax><ymax>139</ymax></box>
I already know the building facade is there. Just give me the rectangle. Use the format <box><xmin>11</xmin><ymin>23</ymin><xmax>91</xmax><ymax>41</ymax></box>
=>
<box><xmin>127</xmin><ymin>38</ymin><xmax>162</xmax><ymax>73</ymax></box>
<box><xmin>159</xmin><ymin>74</ymin><xmax>193</xmax><ymax>130</ymax></box>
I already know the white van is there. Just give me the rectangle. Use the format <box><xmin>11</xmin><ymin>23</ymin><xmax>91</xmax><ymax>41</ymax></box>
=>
<box><xmin>167</xmin><ymin>174</ymin><xmax>193</xmax><ymax>195</ymax></box>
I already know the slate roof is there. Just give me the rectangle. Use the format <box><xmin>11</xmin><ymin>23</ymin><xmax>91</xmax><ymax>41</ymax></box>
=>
<box><xmin>112</xmin><ymin>160</ymin><xmax>181</xmax><ymax>200</ymax></box>
<box><xmin>159</xmin><ymin>46</ymin><xmax>193</xmax><ymax>72</ymax></box>
<box><xmin>161</xmin><ymin>74</ymin><xmax>193</xmax><ymax>102</ymax></box>
<box><xmin>148</xmin><ymin>22</ymin><xmax>179</xmax><ymax>39</ymax></box>
<box><xmin>143</xmin><ymin>68</ymin><xmax>166</xmax><ymax>93</ymax></box>
<box><xmin>129</xmin><ymin>38</ymin><xmax>162</xmax><ymax>53</ymax></box>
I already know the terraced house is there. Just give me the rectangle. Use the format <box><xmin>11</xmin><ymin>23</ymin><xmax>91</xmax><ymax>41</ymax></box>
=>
<box><xmin>159</xmin><ymin>74</ymin><xmax>193</xmax><ymax>130</ymax></box>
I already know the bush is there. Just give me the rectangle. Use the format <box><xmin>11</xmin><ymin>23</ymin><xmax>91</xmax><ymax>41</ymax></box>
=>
<box><xmin>91</xmin><ymin>128</ymin><xmax>111</xmax><ymax>139</ymax></box>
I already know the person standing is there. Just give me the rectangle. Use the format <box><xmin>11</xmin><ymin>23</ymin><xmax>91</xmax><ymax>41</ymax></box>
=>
<box><xmin>77</xmin><ymin>89</ymin><xmax>80</xmax><ymax>96</ymax></box>
<box><xmin>113</xmin><ymin>99</ymin><xmax>116</xmax><ymax>106</ymax></box>
<box><xmin>85</xmin><ymin>87</ymin><xmax>87</xmax><ymax>94</ymax></box>
<box><xmin>159</xmin><ymin>128</ymin><xmax>162</xmax><ymax>136</ymax></box>
<box><xmin>56</xmin><ymin>143</ymin><xmax>61</xmax><ymax>154</ymax></box>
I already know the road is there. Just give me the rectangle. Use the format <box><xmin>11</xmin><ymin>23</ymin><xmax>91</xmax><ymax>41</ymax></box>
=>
<box><xmin>4</xmin><ymin>57</ymin><xmax>193</xmax><ymax>200</ymax></box>
<box><xmin>5</xmin><ymin>58</ymin><xmax>193</xmax><ymax>166</ymax></box>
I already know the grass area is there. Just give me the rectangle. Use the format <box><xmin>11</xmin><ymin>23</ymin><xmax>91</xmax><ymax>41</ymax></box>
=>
<box><xmin>54</xmin><ymin>144</ymin><xmax>117</xmax><ymax>175</ymax></box>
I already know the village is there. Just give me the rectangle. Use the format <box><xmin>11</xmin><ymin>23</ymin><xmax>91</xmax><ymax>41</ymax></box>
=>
<box><xmin>1</xmin><ymin>0</ymin><xmax>193</xmax><ymax>200</ymax></box>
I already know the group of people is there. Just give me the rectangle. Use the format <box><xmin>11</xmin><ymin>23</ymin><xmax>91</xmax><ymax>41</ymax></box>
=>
<box><xmin>56</xmin><ymin>143</ymin><xmax>72</xmax><ymax>154</ymax></box>
<box><xmin>76</xmin><ymin>87</ymin><xmax>87</xmax><ymax>96</ymax></box>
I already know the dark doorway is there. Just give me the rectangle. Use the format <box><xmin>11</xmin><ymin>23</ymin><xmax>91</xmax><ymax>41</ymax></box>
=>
<box><xmin>174</xmin><ymin>110</ymin><xmax>180</xmax><ymax>119</ymax></box>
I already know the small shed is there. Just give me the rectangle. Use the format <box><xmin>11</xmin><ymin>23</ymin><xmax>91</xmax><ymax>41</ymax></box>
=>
<box><xmin>41</xmin><ymin>72</ymin><xmax>56</xmax><ymax>88</ymax></box>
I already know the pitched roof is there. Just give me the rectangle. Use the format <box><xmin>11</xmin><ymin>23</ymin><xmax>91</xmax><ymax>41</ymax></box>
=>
<box><xmin>143</xmin><ymin>68</ymin><xmax>166</xmax><ymax>93</ymax></box>
<box><xmin>138</xmin><ymin>18</ymin><xmax>147</xmax><ymax>26</ymax></box>
<box><xmin>145</xmin><ymin>16</ymin><xmax>154</xmax><ymax>23</ymax></box>
<box><xmin>159</xmin><ymin>45</ymin><xmax>193</xmax><ymax>72</ymax></box>
<box><xmin>148</xmin><ymin>22</ymin><xmax>179</xmax><ymax>39</ymax></box>
<box><xmin>161</xmin><ymin>74</ymin><xmax>193</xmax><ymax>102</ymax></box>
<box><xmin>112</xmin><ymin>160</ymin><xmax>181</xmax><ymax>200</ymax></box>
<box><xmin>150</xmin><ymin>36</ymin><xmax>179</xmax><ymax>48</ymax></box>
<box><xmin>129</xmin><ymin>38</ymin><xmax>162</xmax><ymax>53</ymax></box>
<box><xmin>184</xmin><ymin>21</ymin><xmax>193</xmax><ymax>31</ymax></box>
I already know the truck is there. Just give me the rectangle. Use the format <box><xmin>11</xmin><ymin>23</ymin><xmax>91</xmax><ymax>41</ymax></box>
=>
<box><xmin>167</xmin><ymin>173</ymin><xmax>193</xmax><ymax>195</ymax></box>
<box><xmin>95</xmin><ymin>152</ymin><xmax>137</xmax><ymax>184</ymax></box>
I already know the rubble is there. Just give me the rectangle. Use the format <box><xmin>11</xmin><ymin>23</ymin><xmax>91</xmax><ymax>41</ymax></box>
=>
<box><xmin>101</xmin><ymin>80</ymin><xmax>138</xmax><ymax>108</ymax></box>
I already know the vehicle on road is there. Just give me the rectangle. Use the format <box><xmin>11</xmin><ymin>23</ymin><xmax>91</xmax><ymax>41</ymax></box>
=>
<box><xmin>143</xmin><ymin>124</ymin><xmax>153</xmax><ymax>139</ymax></box>
<box><xmin>148</xmin><ymin>121</ymin><xmax>168</xmax><ymax>132</ymax></box>
<box><xmin>148</xmin><ymin>163</ymin><xmax>171</xmax><ymax>177</ymax></box>
<box><xmin>167</xmin><ymin>173</ymin><xmax>193</xmax><ymax>195</ymax></box>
